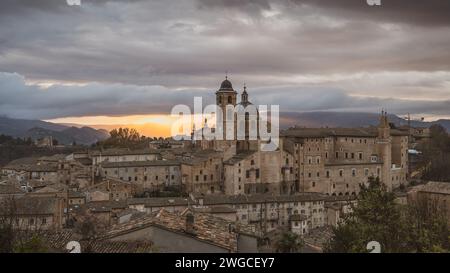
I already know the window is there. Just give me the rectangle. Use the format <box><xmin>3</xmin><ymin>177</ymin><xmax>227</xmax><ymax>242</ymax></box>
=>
<box><xmin>246</xmin><ymin>170</ymin><xmax>250</xmax><ymax>178</ymax></box>
<box><xmin>351</xmin><ymin>153</ymin><xmax>354</xmax><ymax>159</ymax></box>
<box><xmin>316</xmin><ymin>172</ymin><xmax>320</xmax><ymax>177</ymax></box>
<box><xmin>204</xmin><ymin>175</ymin><xmax>207</xmax><ymax>181</ymax></box>
<box><xmin>256</xmin><ymin>169</ymin><xmax>260</xmax><ymax>179</ymax></box>
<box><xmin>228</xmin><ymin>96</ymin><xmax>232</xmax><ymax>104</ymax></box>
<box><xmin>210</xmin><ymin>174</ymin><xmax>213</xmax><ymax>180</ymax></box>
<box><xmin>345</xmin><ymin>152</ymin><xmax>348</xmax><ymax>159</ymax></box>
<box><xmin>359</xmin><ymin>153</ymin><xmax>363</xmax><ymax>160</ymax></box>
<box><xmin>339</xmin><ymin>170</ymin><xmax>343</xmax><ymax>177</ymax></box>
<box><xmin>364</xmin><ymin>168</ymin><xmax>369</xmax><ymax>176</ymax></box>
<box><xmin>312</xmin><ymin>182</ymin><xmax>316</xmax><ymax>187</ymax></box>
<box><xmin>155</xmin><ymin>175</ymin><xmax>158</xmax><ymax>180</ymax></box>
<box><xmin>335</xmin><ymin>152</ymin><xmax>339</xmax><ymax>159</ymax></box>
<box><xmin>326</xmin><ymin>170</ymin><xmax>330</xmax><ymax>178</ymax></box>
<box><xmin>352</xmin><ymin>169</ymin><xmax>356</xmax><ymax>177</ymax></box>
<box><xmin>195</xmin><ymin>175</ymin><xmax>199</xmax><ymax>181</ymax></box>
<box><xmin>251</xmin><ymin>159</ymin><xmax>255</xmax><ymax>165</ymax></box>
<box><xmin>308</xmin><ymin>172</ymin><xmax>312</xmax><ymax>178</ymax></box>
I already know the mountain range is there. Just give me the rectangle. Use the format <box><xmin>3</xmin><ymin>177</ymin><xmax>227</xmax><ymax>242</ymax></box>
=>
<box><xmin>0</xmin><ymin>116</ymin><xmax>109</xmax><ymax>145</ymax></box>
<box><xmin>0</xmin><ymin>112</ymin><xmax>448</xmax><ymax>145</ymax></box>
<box><xmin>279</xmin><ymin>112</ymin><xmax>450</xmax><ymax>132</ymax></box>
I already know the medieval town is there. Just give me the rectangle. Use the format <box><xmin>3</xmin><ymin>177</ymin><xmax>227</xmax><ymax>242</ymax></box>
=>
<box><xmin>1</xmin><ymin>1</ymin><xmax>450</xmax><ymax>256</ymax></box>
<box><xmin>1</xmin><ymin>77</ymin><xmax>448</xmax><ymax>253</ymax></box>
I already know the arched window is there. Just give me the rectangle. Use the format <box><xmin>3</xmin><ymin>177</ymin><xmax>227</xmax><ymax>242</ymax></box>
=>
<box><xmin>228</xmin><ymin>96</ymin><xmax>232</xmax><ymax>104</ymax></box>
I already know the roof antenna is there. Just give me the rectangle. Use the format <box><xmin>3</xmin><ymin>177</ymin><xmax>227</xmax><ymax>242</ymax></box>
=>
<box><xmin>225</xmin><ymin>70</ymin><xmax>228</xmax><ymax>80</ymax></box>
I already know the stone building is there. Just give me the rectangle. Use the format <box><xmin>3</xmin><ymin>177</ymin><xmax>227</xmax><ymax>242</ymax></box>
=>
<box><xmin>180</xmin><ymin>150</ymin><xmax>224</xmax><ymax>194</ymax></box>
<box><xmin>99</xmin><ymin>160</ymin><xmax>181</xmax><ymax>194</ymax></box>
<box><xmin>86</xmin><ymin>177</ymin><xmax>136</xmax><ymax>201</ymax></box>
<box><xmin>281</xmin><ymin>112</ymin><xmax>409</xmax><ymax>196</ymax></box>
<box><xmin>91</xmin><ymin>148</ymin><xmax>161</xmax><ymax>165</ymax></box>
<box><xmin>408</xmin><ymin>181</ymin><xmax>450</xmax><ymax>225</ymax></box>
<box><xmin>0</xmin><ymin>196</ymin><xmax>65</xmax><ymax>230</ymax></box>
<box><xmin>190</xmin><ymin>78</ymin><xmax>295</xmax><ymax>195</ymax></box>
<box><xmin>191</xmin><ymin>192</ymin><xmax>327</xmax><ymax>234</ymax></box>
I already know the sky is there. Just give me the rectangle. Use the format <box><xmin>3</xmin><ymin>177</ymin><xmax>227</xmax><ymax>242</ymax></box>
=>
<box><xmin>0</xmin><ymin>0</ymin><xmax>449</xmax><ymax>136</ymax></box>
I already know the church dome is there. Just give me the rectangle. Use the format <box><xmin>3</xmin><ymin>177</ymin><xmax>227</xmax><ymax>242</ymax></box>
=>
<box><xmin>219</xmin><ymin>78</ymin><xmax>234</xmax><ymax>91</ymax></box>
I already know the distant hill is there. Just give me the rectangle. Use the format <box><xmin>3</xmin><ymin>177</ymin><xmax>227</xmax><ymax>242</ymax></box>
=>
<box><xmin>279</xmin><ymin>111</ymin><xmax>450</xmax><ymax>131</ymax></box>
<box><xmin>61</xmin><ymin>126</ymin><xmax>109</xmax><ymax>144</ymax></box>
<box><xmin>0</xmin><ymin>116</ymin><xmax>109</xmax><ymax>145</ymax></box>
<box><xmin>0</xmin><ymin>116</ymin><xmax>67</xmax><ymax>136</ymax></box>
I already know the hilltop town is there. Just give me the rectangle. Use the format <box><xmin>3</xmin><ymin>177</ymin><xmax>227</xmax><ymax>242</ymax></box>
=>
<box><xmin>0</xmin><ymin>78</ymin><xmax>449</xmax><ymax>253</ymax></box>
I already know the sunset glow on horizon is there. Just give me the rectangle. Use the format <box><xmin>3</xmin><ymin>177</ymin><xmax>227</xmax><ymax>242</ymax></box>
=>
<box><xmin>46</xmin><ymin>115</ymin><xmax>177</xmax><ymax>137</ymax></box>
<box><xmin>46</xmin><ymin>113</ymin><xmax>218</xmax><ymax>138</ymax></box>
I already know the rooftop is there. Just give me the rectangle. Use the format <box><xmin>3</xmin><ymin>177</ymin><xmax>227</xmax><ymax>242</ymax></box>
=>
<box><xmin>192</xmin><ymin>192</ymin><xmax>328</xmax><ymax>205</ymax></box>
<box><xmin>101</xmin><ymin>160</ymin><xmax>180</xmax><ymax>168</ymax></box>
<box><xmin>282</xmin><ymin>127</ymin><xmax>409</xmax><ymax>139</ymax></box>
<box><xmin>418</xmin><ymin>181</ymin><xmax>450</xmax><ymax>195</ymax></box>
<box><xmin>91</xmin><ymin>148</ymin><xmax>160</xmax><ymax>157</ymax></box>
<box><xmin>127</xmin><ymin>197</ymin><xmax>191</xmax><ymax>207</ymax></box>
<box><xmin>0</xmin><ymin>196</ymin><xmax>61</xmax><ymax>216</ymax></box>
<box><xmin>103</xmin><ymin>208</ymin><xmax>257</xmax><ymax>252</ymax></box>
<box><xmin>33</xmin><ymin>230</ymin><xmax>155</xmax><ymax>253</ymax></box>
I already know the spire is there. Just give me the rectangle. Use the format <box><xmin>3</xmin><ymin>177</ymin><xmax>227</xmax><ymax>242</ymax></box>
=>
<box><xmin>241</xmin><ymin>83</ymin><xmax>248</xmax><ymax>103</ymax></box>
<box><xmin>378</xmin><ymin>109</ymin><xmax>387</xmax><ymax>127</ymax></box>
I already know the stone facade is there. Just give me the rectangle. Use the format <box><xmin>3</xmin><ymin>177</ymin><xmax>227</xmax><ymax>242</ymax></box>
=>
<box><xmin>99</xmin><ymin>160</ymin><xmax>181</xmax><ymax>194</ymax></box>
<box><xmin>282</xmin><ymin>113</ymin><xmax>409</xmax><ymax>196</ymax></box>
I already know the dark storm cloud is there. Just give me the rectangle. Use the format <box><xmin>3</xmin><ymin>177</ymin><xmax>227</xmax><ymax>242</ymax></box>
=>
<box><xmin>292</xmin><ymin>0</ymin><xmax>450</xmax><ymax>27</ymax></box>
<box><xmin>0</xmin><ymin>72</ymin><xmax>448</xmax><ymax>120</ymax></box>
<box><xmin>0</xmin><ymin>0</ymin><xmax>449</xmax><ymax>120</ymax></box>
<box><xmin>196</xmin><ymin>0</ymin><xmax>272</xmax><ymax>14</ymax></box>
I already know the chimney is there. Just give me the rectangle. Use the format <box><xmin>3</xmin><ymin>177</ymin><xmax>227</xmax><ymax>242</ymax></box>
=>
<box><xmin>185</xmin><ymin>212</ymin><xmax>196</xmax><ymax>235</ymax></box>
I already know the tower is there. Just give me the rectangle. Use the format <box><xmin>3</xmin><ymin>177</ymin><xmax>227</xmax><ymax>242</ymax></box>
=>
<box><xmin>216</xmin><ymin>76</ymin><xmax>237</xmax><ymax>140</ymax></box>
<box><xmin>377</xmin><ymin>110</ymin><xmax>392</xmax><ymax>190</ymax></box>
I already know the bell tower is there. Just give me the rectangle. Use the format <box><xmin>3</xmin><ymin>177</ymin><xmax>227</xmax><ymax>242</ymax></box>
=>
<box><xmin>216</xmin><ymin>75</ymin><xmax>237</xmax><ymax>108</ymax></box>
<box><xmin>216</xmin><ymin>76</ymin><xmax>237</xmax><ymax>140</ymax></box>
<box><xmin>377</xmin><ymin>110</ymin><xmax>392</xmax><ymax>190</ymax></box>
